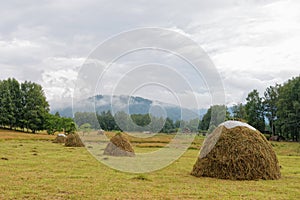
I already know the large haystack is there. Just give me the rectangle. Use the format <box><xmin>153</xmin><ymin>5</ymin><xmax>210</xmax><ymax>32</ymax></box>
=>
<box><xmin>191</xmin><ymin>121</ymin><xmax>281</xmax><ymax>180</ymax></box>
<box><xmin>103</xmin><ymin>133</ymin><xmax>135</xmax><ymax>157</ymax></box>
<box><xmin>65</xmin><ymin>133</ymin><xmax>85</xmax><ymax>147</ymax></box>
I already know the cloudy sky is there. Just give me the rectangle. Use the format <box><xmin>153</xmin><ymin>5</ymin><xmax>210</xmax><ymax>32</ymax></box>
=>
<box><xmin>1</xmin><ymin>0</ymin><xmax>300</xmax><ymax>110</ymax></box>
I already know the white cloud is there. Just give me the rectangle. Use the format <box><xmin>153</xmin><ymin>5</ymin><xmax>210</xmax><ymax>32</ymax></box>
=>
<box><xmin>42</xmin><ymin>68</ymin><xmax>78</xmax><ymax>109</ymax></box>
<box><xmin>186</xmin><ymin>0</ymin><xmax>300</xmax><ymax>106</ymax></box>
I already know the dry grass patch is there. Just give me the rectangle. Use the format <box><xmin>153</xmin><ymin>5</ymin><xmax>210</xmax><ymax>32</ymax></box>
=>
<box><xmin>0</xmin><ymin>128</ymin><xmax>54</xmax><ymax>140</ymax></box>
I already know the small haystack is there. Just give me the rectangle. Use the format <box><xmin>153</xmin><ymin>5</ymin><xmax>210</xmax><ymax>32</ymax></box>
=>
<box><xmin>103</xmin><ymin>133</ymin><xmax>135</xmax><ymax>157</ymax></box>
<box><xmin>269</xmin><ymin>135</ymin><xmax>285</xmax><ymax>142</ymax></box>
<box><xmin>97</xmin><ymin>129</ymin><xmax>105</xmax><ymax>135</ymax></box>
<box><xmin>65</xmin><ymin>133</ymin><xmax>85</xmax><ymax>147</ymax></box>
<box><xmin>191</xmin><ymin>121</ymin><xmax>281</xmax><ymax>180</ymax></box>
<box><xmin>53</xmin><ymin>133</ymin><xmax>66</xmax><ymax>143</ymax></box>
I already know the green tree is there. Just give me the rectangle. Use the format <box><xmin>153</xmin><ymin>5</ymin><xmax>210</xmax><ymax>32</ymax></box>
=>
<box><xmin>131</xmin><ymin>114</ymin><xmax>151</xmax><ymax>127</ymax></box>
<box><xmin>200</xmin><ymin>105</ymin><xmax>228</xmax><ymax>130</ymax></box>
<box><xmin>97</xmin><ymin>111</ymin><xmax>117</xmax><ymax>131</ymax></box>
<box><xmin>263</xmin><ymin>85</ymin><xmax>279</xmax><ymax>135</ymax></box>
<box><xmin>232</xmin><ymin>103</ymin><xmax>247</xmax><ymax>121</ymax></box>
<box><xmin>161</xmin><ymin>117</ymin><xmax>174</xmax><ymax>133</ymax></box>
<box><xmin>21</xmin><ymin>81</ymin><xmax>49</xmax><ymax>133</ymax></box>
<box><xmin>8</xmin><ymin>78</ymin><xmax>22</xmax><ymax>129</ymax></box>
<box><xmin>0</xmin><ymin>78</ymin><xmax>23</xmax><ymax>129</ymax></box>
<box><xmin>61</xmin><ymin>117</ymin><xmax>77</xmax><ymax>134</ymax></box>
<box><xmin>199</xmin><ymin>107</ymin><xmax>211</xmax><ymax>131</ymax></box>
<box><xmin>0</xmin><ymin>80</ymin><xmax>14</xmax><ymax>128</ymax></box>
<box><xmin>45</xmin><ymin>113</ymin><xmax>63</xmax><ymax>134</ymax></box>
<box><xmin>276</xmin><ymin>76</ymin><xmax>300</xmax><ymax>141</ymax></box>
<box><xmin>174</xmin><ymin>120</ymin><xmax>181</xmax><ymax>129</ymax></box>
<box><xmin>245</xmin><ymin>90</ymin><xmax>265</xmax><ymax>132</ymax></box>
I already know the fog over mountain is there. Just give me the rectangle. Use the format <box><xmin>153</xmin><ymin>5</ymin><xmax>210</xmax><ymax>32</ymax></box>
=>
<box><xmin>53</xmin><ymin>95</ymin><xmax>207</xmax><ymax>121</ymax></box>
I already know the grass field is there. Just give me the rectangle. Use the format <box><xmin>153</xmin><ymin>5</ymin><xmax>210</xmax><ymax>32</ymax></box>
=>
<box><xmin>0</xmin><ymin>129</ymin><xmax>300</xmax><ymax>199</ymax></box>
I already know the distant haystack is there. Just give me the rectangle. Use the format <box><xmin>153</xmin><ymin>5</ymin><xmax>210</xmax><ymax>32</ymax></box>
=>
<box><xmin>191</xmin><ymin>121</ymin><xmax>281</xmax><ymax>180</ymax></box>
<box><xmin>65</xmin><ymin>133</ymin><xmax>85</xmax><ymax>147</ymax></box>
<box><xmin>269</xmin><ymin>135</ymin><xmax>285</xmax><ymax>142</ymax></box>
<box><xmin>103</xmin><ymin>133</ymin><xmax>135</xmax><ymax>157</ymax></box>
<box><xmin>53</xmin><ymin>133</ymin><xmax>66</xmax><ymax>143</ymax></box>
<box><xmin>98</xmin><ymin>129</ymin><xmax>105</xmax><ymax>135</ymax></box>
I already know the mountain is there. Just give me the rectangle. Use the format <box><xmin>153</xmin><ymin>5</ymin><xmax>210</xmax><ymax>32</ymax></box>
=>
<box><xmin>52</xmin><ymin>95</ymin><xmax>207</xmax><ymax>121</ymax></box>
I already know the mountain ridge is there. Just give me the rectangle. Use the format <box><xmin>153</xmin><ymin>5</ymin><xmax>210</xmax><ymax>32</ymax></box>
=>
<box><xmin>52</xmin><ymin>95</ymin><xmax>207</xmax><ymax>121</ymax></box>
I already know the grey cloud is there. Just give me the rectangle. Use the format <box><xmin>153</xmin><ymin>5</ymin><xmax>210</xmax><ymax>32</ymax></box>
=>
<box><xmin>0</xmin><ymin>0</ymin><xmax>299</xmax><ymax>109</ymax></box>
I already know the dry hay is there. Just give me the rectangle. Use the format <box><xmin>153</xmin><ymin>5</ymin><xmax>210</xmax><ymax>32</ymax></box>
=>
<box><xmin>103</xmin><ymin>133</ymin><xmax>135</xmax><ymax>157</ymax></box>
<box><xmin>191</xmin><ymin>121</ymin><xmax>281</xmax><ymax>180</ymax></box>
<box><xmin>53</xmin><ymin>135</ymin><xmax>66</xmax><ymax>143</ymax></box>
<box><xmin>65</xmin><ymin>133</ymin><xmax>85</xmax><ymax>147</ymax></box>
<box><xmin>97</xmin><ymin>129</ymin><xmax>105</xmax><ymax>135</ymax></box>
<box><xmin>269</xmin><ymin>135</ymin><xmax>285</xmax><ymax>142</ymax></box>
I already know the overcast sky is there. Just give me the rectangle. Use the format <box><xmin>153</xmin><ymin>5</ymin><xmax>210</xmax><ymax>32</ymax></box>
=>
<box><xmin>1</xmin><ymin>0</ymin><xmax>300</xmax><ymax>110</ymax></box>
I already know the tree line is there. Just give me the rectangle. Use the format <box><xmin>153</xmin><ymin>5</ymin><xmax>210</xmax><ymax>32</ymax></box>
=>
<box><xmin>231</xmin><ymin>75</ymin><xmax>300</xmax><ymax>141</ymax></box>
<box><xmin>1</xmin><ymin>75</ymin><xmax>298</xmax><ymax>140</ymax></box>
<box><xmin>74</xmin><ymin>75</ymin><xmax>299</xmax><ymax>141</ymax></box>
<box><xmin>200</xmin><ymin>76</ymin><xmax>299</xmax><ymax>141</ymax></box>
<box><xmin>74</xmin><ymin>111</ymin><xmax>200</xmax><ymax>133</ymax></box>
<box><xmin>0</xmin><ymin>78</ymin><xmax>76</xmax><ymax>134</ymax></box>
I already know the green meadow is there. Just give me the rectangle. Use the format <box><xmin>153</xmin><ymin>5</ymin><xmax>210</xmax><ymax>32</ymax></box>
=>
<box><xmin>0</xmin><ymin>129</ymin><xmax>299</xmax><ymax>199</ymax></box>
